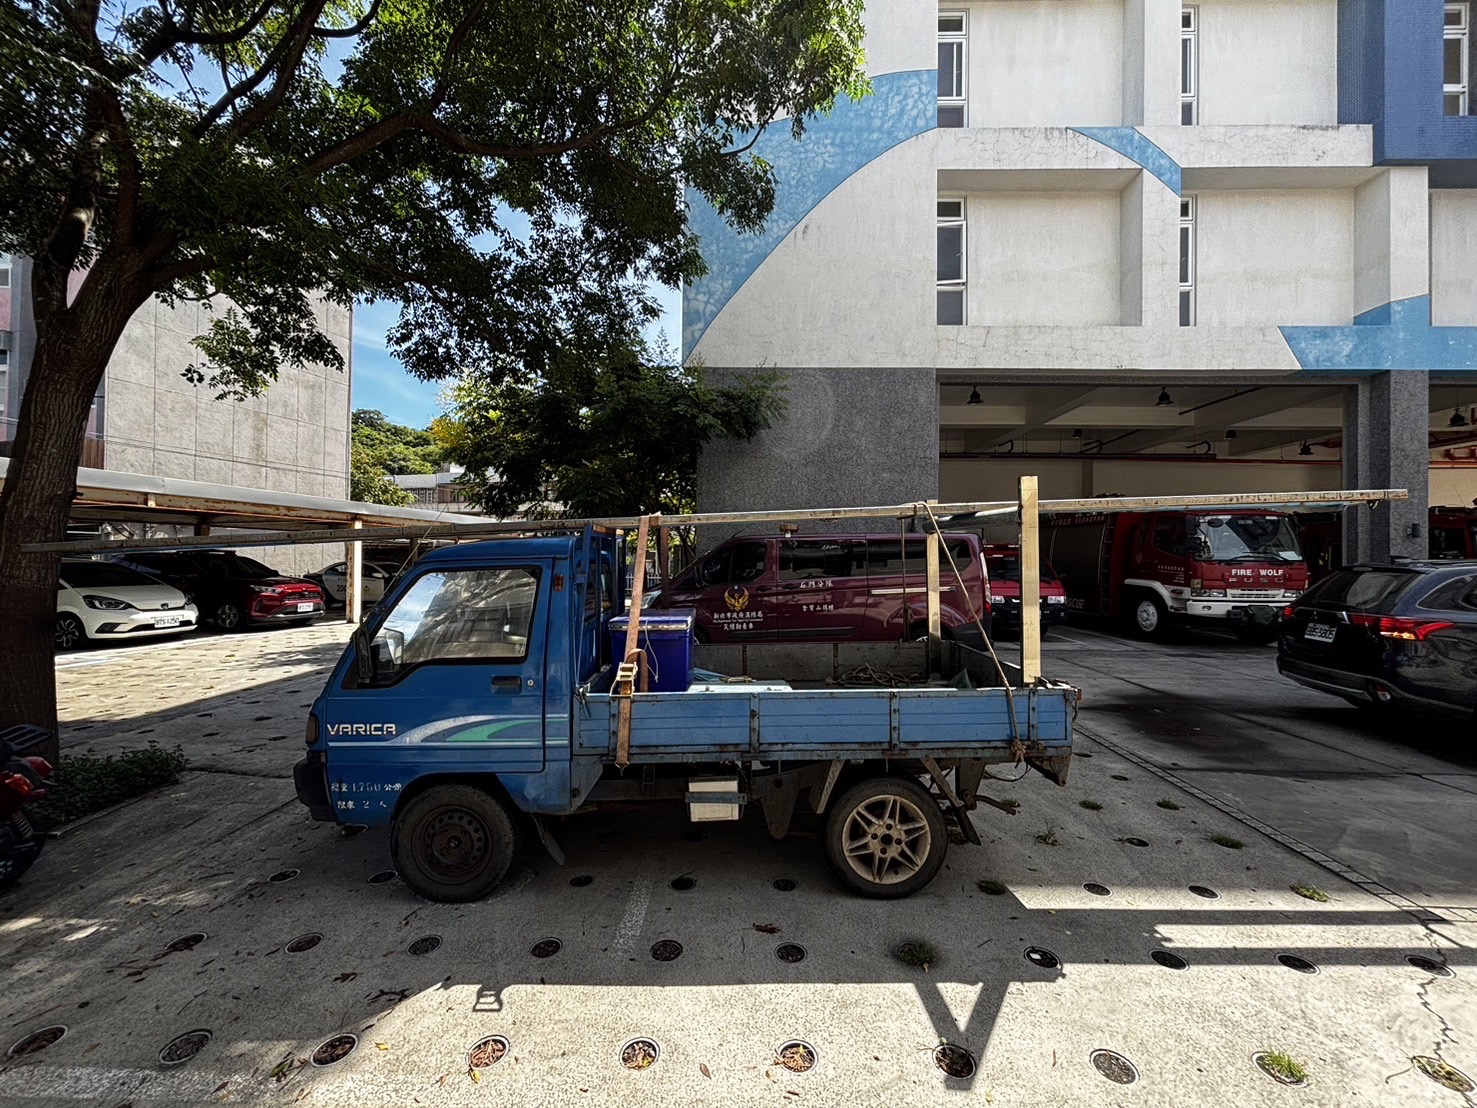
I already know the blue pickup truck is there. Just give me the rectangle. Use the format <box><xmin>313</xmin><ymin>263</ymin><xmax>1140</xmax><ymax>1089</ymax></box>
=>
<box><xmin>294</xmin><ymin>528</ymin><xmax>1077</xmax><ymax>901</ymax></box>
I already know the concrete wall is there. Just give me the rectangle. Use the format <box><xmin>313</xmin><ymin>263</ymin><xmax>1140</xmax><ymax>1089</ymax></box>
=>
<box><xmin>104</xmin><ymin>296</ymin><xmax>353</xmax><ymax>498</ymax></box>
<box><xmin>1431</xmin><ymin>190</ymin><xmax>1477</xmax><ymax>326</ymax></box>
<box><xmin>967</xmin><ymin>0</ymin><xmax>1125</xmax><ymax>128</ymax></box>
<box><xmin>1197</xmin><ymin>0</ymin><xmax>1340</xmax><ymax>125</ymax></box>
<box><xmin>1195</xmin><ymin>189</ymin><xmax>1355</xmax><ymax>325</ymax></box>
<box><xmin>940</xmin><ymin>456</ymin><xmax>1337</xmax><ymax>502</ymax></box>
<box><xmin>970</xmin><ymin>191</ymin><xmax>1123</xmax><ymax>325</ymax></box>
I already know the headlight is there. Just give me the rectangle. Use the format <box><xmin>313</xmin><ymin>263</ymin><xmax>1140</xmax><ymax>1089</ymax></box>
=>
<box><xmin>1191</xmin><ymin>588</ymin><xmax>1227</xmax><ymax>598</ymax></box>
<box><xmin>1046</xmin><ymin>595</ymin><xmax>1066</xmax><ymax>604</ymax></box>
<box><xmin>250</xmin><ymin>586</ymin><xmax>281</xmax><ymax>595</ymax></box>
<box><xmin>1282</xmin><ymin>590</ymin><xmax>1302</xmax><ymax>600</ymax></box>
<box><xmin>83</xmin><ymin>594</ymin><xmax>134</xmax><ymax>610</ymax></box>
<box><xmin>989</xmin><ymin>595</ymin><xmax>1006</xmax><ymax>604</ymax></box>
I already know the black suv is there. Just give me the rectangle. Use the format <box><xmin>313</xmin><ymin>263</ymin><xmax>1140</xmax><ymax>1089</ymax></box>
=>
<box><xmin>113</xmin><ymin>550</ymin><xmax>324</xmax><ymax>632</ymax></box>
<box><xmin>1278</xmin><ymin>561</ymin><xmax>1477</xmax><ymax>717</ymax></box>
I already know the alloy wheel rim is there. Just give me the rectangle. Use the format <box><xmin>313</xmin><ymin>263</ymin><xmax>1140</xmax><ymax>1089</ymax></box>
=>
<box><xmin>55</xmin><ymin>618</ymin><xmax>81</xmax><ymax>648</ymax></box>
<box><xmin>840</xmin><ymin>793</ymin><xmax>932</xmax><ymax>885</ymax></box>
<box><xmin>1136</xmin><ymin>601</ymin><xmax>1158</xmax><ymax>632</ymax></box>
<box><xmin>217</xmin><ymin>605</ymin><xmax>240</xmax><ymax>629</ymax></box>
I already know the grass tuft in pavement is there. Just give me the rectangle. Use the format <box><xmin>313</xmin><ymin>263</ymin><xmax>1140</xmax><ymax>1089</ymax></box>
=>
<box><xmin>1291</xmin><ymin>884</ymin><xmax>1330</xmax><ymax>902</ymax></box>
<box><xmin>1078</xmin><ymin>799</ymin><xmax>1103</xmax><ymax>811</ymax></box>
<box><xmin>976</xmin><ymin>879</ymin><xmax>1008</xmax><ymax>895</ymax></box>
<box><xmin>1211</xmin><ymin>834</ymin><xmax>1244</xmax><ymax>849</ymax></box>
<box><xmin>1259</xmin><ymin>1051</ymin><xmax>1308</xmax><ymax>1084</ymax></box>
<box><xmin>1034</xmin><ymin>824</ymin><xmax>1059</xmax><ymax>846</ymax></box>
<box><xmin>1156</xmin><ymin>798</ymin><xmax>1181</xmax><ymax>810</ymax></box>
<box><xmin>894</xmin><ymin>941</ymin><xmax>938</xmax><ymax>969</ymax></box>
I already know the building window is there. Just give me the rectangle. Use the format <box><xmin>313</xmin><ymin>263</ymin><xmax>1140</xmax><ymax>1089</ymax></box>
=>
<box><xmin>0</xmin><ymin>253</ymin><xmax>11</xmax><ymax>288</ymax></box>
<box><xmin>937</xmin><ymin>198</ymin><xmax>966</xmax><ymax>326</ymax></box>
<box><xmin>1447</xmin><ymin>3</ymin><xmax>1471</xmax><ymax>116</ymax></box>
<box><xmin>1181</xmin><ymin>8</ymin><xmax>1198</xmax><ymax>125</ymax></box>
<box><xmin>0</xmin><ymin>348</ymin><xmax>8</xmax><ymax>428</ymax></box>
<box><xmin>938</xmin><ymin>12</ymin><xmax>967</xmax><ymax>128</ymax></box>
<box><xmin>1179</xmin><ymin>197</ymin><xmax>1196</xmax><ymax>326</ymax></box>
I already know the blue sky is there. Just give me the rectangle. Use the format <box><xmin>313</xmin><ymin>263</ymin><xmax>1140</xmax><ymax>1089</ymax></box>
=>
<box><xmin>350</xmin><ymin>284</ymin><xmax>683</xmax><ymax>428</ymax></box>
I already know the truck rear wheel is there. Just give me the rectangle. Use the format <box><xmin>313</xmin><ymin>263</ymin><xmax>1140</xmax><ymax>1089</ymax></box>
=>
<box><xmin>391</xmin><ymin>784</ymin><xmax>516</xmax><ymax>903</ymax></box>
<box><xmin>824</xmin><ymin>776</ymin><xmax>947</xmax><ymax>899</ymax></box>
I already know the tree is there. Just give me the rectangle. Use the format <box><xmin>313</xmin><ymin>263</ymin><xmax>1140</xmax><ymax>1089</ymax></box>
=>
<box><xmin>440</xmin><ymin>334</ymin><xmax>784</xmax><ymax>519</ymax></box>
<box><xmin>0</xmin><ymin>0</ymin><xmax>867</xmax><ymax>735</ymax></box>
<box><xmin>349</xmin><ymin>445</ymin><xmax>415</xmax><ymax>506</ymax></box>
<box><xmin>349</xmin><ymin>408</ymin><xmax>440</xmax><ymax>504</ymax></box>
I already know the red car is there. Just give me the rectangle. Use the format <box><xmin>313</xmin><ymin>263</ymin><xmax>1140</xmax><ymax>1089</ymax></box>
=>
<box><xmin>650</xmin><ymin>533</ymin><xmax>991</xmax><ymax>648</ymax></box>
<box><xmin>113</xmin><ymin>550</ymin><xmax>325</xmax><ymax>632</ymax></box>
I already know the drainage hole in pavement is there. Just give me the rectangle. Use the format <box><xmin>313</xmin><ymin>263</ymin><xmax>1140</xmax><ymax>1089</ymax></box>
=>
<box><xmin>1083</xmin><ymin>882</ymin><xmax>1112</xmax><ymax>897</ymax></box>
<box><xmin>775</xmin><ymin>1040</ymin><xmax>817</xmax><ymax>1073</ymax></box>
<box><xmin>1253</xmin><ymin>1052</ymin><xmax>1309</xmax><ymax>1087</ymax></box>
<box><xmin>8</xmin><ymin>1026</ymin><xmax>67</xmax><ymax>1057</ymax></box>
<box><xmin>1412</xmin><ymin>1055</ymin><xmax>1474</xmax><ymax>1094</ymax></box>
<box><xmin>1151</xmin><ymin>950</ymin><xmax>1189</xmax><ymax>971</ymax></box>
<box><xmin>311</xmin><ymin>1034</ymin><xmax>358</xmax><ymax>1067</ymax></box>
<box><xmin>670</xmin><ymin>876</ymin><xmax>696</xmax><ymax>891</ymax></box>
<box><xmin>933</xmin><ymin>1043</ymin><xmax>976</xmax><ymax>1079</ymax></box>
<box><xmin>1406</xmin><ymin>955</ymin><xmax>1455</xmax><ymax>978</ymax></box>
<box><xmin>773</xmin><ymin>878</ymin><xmax>798</xmax><ymax>892</ymax></box>
<box><xmin>569</xmin><ymin>874</ymin><xmax>594</xmax><ymax>887</ymax></box>
<box><xmin>159</xmin><ymin>1029</ymin><xmax>212</xmax><ymax>1066</ymax></box>
<box><xmin>1276</xmin><ymin>954</ymin><xmax>1319</xmax><ymax>974</ymax></box>
<box><xmin>531</xmin><ymin>938</ymin><xmax>562</xmax><ymax>958</ymax></box>
<box><xmin>407</xmin><ymin>936</ymin><xmax>442</xmax><ymax>956</ymax></box>
<box><xmin>1188</xmin><ymin>885</ymin><xmax>1220</xmax><ymax>899</ymax></box>
<box><xmin>650</xmin><ymin>940</ymin><xmax>683</xmax><ymax>962</ymax></box>
<box><xmin>1024</xmin><ymin>946</ymin><xmax>1061</xmax><ymax>970</ymax></box>
<box><xmin>253</xmin><ymin>715</ymin><xmax>272</xmax><ymax>722</ymax></box>
<box><xmin>468</xmin><ymin>1036</ymin><xmax>509</xmax><ymax>1069</ymax></box>
<box><xmin>285</xmin><ymin>933</ymin><xmax>323</xmax><ymax>954</ymax></box>
<box><xmin>1120</xmin><ymin>837</ymin><xmax>1150</xmax><ymax>848</ymax></box>
<box><xmin>776</xmin><ymin>943</ymin><xmax>807</xmax><ymax>964</ymax></box>
<box><xmin>620</xmin><ymin>1038</ymin><xmax>660</xmax><ymax>1070</ymax></box>
<box><xmin>367</xmin><ymin>869</ymin><xmax>398</xmax><ymax>885</ymax></box>
<box><xmin>683</xmin><ymin>829</ymin><xmax>707</xmax><ymax>842</ymax></box>
<box><xmin>268</xmin><ymin>868</ymin><xmax>300</xmax><ymax>883</ymax></box>
<box><xmin>166</xmin><ymin>932</ymin><xmax>208</xmax><ymax>953</ymax></box>
<box><xmin>1110</xmin><ymin>774</ymin><xmax>1130</xmax><ymax>781</ymax></box>
<box><xmin>1091</xmin><ymin>1049</ymin><xmax>1139</xmax><ymax>1085</ymax></box>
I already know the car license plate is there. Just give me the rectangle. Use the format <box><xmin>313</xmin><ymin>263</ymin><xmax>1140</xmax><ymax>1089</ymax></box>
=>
<box><xmin>1304</xmin><ymin>623</ymin><xmax>1336</xmax><ymax>643</ymax></box>
<box><xmin>295</xmin><ymin>602</ymin><xmax>316</xmax><ymax>613</ymax></box>
<box><xmin>154</xmin><ymin>615</ymin><xmax>182</xmax><ymax>628</ymax></box>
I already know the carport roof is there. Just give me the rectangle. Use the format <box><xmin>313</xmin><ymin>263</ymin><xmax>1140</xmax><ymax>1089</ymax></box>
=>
<box><xmin>0</xmin><ymin>459</ymin><xmax>485</xmax><ymax>534</ymax></box>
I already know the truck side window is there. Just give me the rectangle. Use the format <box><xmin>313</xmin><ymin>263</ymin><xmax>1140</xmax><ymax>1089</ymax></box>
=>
<box><xmin>1153</xmin><ymin>518</ymin><xmax>1188</xmax><ymax>557</ymax></box>
<box><xmin>1431</xmin><ymin>528</ymin><xmax>1466</xmax><ymax>559</ymax></box>
<box><xmin>866</xmin><ymin>541</ymin><xmax>920</xmax><ymax>576</ymax></box>
<box><xmin>701</xmin><ymin>542</ymin><xmax>767</xmax><ymax>585</ymax></box>
<box><xmin>780</xmin><ymin>541</ymin><xmax>861</xmax><ymax>580</ymax></box>
<box><xmin>376</xmin><ymin>567</ymin><xmax>539</xmax><ymax>667</ymax></box>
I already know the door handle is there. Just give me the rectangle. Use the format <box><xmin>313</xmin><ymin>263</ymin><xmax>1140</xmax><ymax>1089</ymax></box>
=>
<box><xmin>491</xmin><ymin>676</ymin><xmax>521</xmax><ymax>692</ymax></box>
<box><xmin>781</xmin><ymin>584</ymin><xmax>800</xmax><ymax>591</ymax></box>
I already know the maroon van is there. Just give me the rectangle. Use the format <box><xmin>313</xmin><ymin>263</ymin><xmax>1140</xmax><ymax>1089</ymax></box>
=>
<box><xmin>650</xmin><ymin>533</ymin><xmax>992</xmax><ymax>648</ymax></box>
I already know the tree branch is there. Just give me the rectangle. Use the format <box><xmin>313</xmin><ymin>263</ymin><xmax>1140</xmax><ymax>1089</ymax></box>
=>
<box><xmin>311</xmin><ymin>0</ymin><xmax>381</xmax><ymax>39</ymax></box>
<box><xmin>228</xmin><ymin>0</ymin><xmax>330</xmax><ymax>139</ymax></box>
<box><xmin>429</xmin><ymin>0</ymin><xmax>487</xmax><ymax>106</ymax></box>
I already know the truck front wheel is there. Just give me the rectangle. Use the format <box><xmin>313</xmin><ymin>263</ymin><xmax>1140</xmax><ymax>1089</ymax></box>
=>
<box><xmin>392</xmin><ymin>784</ymin><xmax>517</xmax><ymax>903</ymax></box>
<box><xmin>1130</xmin><ymin>593</ymin><xmax>1168</xmax><ymax>640</ymax></box>
<box><xmin>824</xmin><ymin>777</ymin><xmax>948</xmax><ymax>899</ymax></box>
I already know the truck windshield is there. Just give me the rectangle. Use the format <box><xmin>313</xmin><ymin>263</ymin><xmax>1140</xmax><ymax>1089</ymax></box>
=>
<box><xmin>1191</xmin><ymin>515</ymin><xmax>1302</xmax><ymax>563</ymax></box>
<box><xmin>984</xmin><ymin>555</ymin><xmax>1059</xmax><ymax>583</ymax></box>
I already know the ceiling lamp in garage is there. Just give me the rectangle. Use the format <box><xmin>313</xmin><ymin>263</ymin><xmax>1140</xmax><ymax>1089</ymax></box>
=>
<box><xmin>1450</xmin><ymin>407</ymin><xmax>1469</xmax><ymax>428</ymax></box>
<box><xmin>1299</xmin><ymin>441</ymin><xmax>1314</xmax><ymax>456</ymax></box>
<box><xmin>967</xmin><ymin>385</ymin><xmax>983</xmax><ymax>405</ymax></box>
<box><xmin>1155</xmin><ymin>387</ymin><xmax>1173</xmax><ymax>406</ymax></box>
<box><xmin>1072</xmin><ymin>428</ymin><xmax>1084</xmax><ymax>439</ymax></box>
<box><xmin>1224</xmin><ymin>429</ymin><xmax>1237</xmax><ymax>440</ymax></box>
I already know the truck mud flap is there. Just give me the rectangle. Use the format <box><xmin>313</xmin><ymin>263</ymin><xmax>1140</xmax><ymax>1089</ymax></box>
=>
<box><xmin>1027</xmin><ymin>754</ymin><xmax>1072</xmax><ymax>787</ymax></box>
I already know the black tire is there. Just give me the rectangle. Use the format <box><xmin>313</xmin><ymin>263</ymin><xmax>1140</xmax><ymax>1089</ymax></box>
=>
<box><xmin>391</xmin><ymin>784</ymin><xmax>517</xmax><ymax>903</ymax></box>
<box><xmin>1129</xmin><ymin>592</ymin><xmax>1168</xmax><ymax>640</ymax></box>
<box><xmin>0</xmin><ymin>816</ymin><xmax>41</xmax><ymax>891</ymax></box>
<box><xmin>213</xmin><ymin>601</ymin><xmax>244</xmax><ymax>632</ymax></box>
<box><xmin>55</xmin><ymin>614</ymin><xmax>88</xmax><ymax>651</ymax></box>
<box><xmin>823</xmin><ymin>776</ymin><xmax>948</xmax><ymax>899</ymax></box>
<box><xmin>1039</xmin><ymin>623</ymin><xmax>1053</xmax><ymax>641</ymax></box>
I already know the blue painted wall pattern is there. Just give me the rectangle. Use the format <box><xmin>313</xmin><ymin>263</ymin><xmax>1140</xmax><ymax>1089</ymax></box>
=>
<box><xmin>1282</xmin><ymin>297</ymin><xmax>1477</xmax><ymax>373</ymax></box>
<box><xmin>682</xmin><ymin>69</ymin><xmax>935</xmax><ymax>360</ymax></box>
<box><xmin>1070</xmin><ymin>128</ymin><xmax>1183</xmax><ymax>194</ymax></box>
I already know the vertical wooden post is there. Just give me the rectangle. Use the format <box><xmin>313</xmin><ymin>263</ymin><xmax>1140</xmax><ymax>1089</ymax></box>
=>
<box><xmin>925</xmin><ymin>503</ymin><xmax>942</xmax><ymax>673</ymax></box>
<box><xmin>615</xmin><ymin>513</ymin><xmax>656</xmax><ymax>769</ymax></box>
<box><xmin>1020</xmin><ymin>476</ymin><xmax>1042</xmax><ymax>684</ymax></box>
<box><xmin>345</xmin><ymin>518</ymin><xmax>363</xmax><ymax>624</ymax></box>
<box><xmin>656</xmin><ymin>525</ymin><xmax>671</xmax><ymax>587</ymax></box>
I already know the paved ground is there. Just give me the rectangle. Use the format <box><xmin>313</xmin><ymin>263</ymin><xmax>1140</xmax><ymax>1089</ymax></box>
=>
<box><xmin>1</xmin><ymin>621</ymin><xmax>1474</xmax><ymax>1107</ymax></box>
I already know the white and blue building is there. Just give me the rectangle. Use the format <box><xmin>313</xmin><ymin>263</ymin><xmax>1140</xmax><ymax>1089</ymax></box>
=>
<box><xmin>686</xmin><ymin>0</ymin><xmax>1477</xmax><ymax>561</ymax></box>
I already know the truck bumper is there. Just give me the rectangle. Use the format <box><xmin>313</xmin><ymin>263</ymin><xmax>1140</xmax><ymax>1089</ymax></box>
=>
<box><xmin>1179</xmin><ymin>600</ymin><xmax>1286</xmax><ymax>624</ymax></box>
<box><xmin>294</xmin><ymin>752</ymin><xmax>335</xmax><ymax>822</ymax></box>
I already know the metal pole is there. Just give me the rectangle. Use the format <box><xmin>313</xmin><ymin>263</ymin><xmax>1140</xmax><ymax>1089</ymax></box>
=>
<box><xmin>1020</xmin><ymin>476</ymin><xmax>1042</xmax><ymax>685</ymax></box>
<box><xmin>345</xmin><ymin>518</ymin><xmax>363</xmax><ymax>625</ymax></box>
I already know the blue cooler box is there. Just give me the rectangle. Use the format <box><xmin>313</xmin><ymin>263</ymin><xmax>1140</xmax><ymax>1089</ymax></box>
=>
<box><xmin>608</xmin><ymin>610</ymin><xmax>695</xmax><ymax>693</ymax></box>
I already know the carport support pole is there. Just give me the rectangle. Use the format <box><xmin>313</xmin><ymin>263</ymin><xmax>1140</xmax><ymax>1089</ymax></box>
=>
<box><xmin>925</xmin><ymin>508</ymin><xmax>942</xmax><ymax>674</ymax></box>
<box><xmin>345</xmin><ymin>518</ymin><xmax>363</xmax><ymax>624</ymax></box>
<box><xmin>1019</xmin><ymin>476</ymin><xmax>1042</xmax><ymax>685</ymax></box>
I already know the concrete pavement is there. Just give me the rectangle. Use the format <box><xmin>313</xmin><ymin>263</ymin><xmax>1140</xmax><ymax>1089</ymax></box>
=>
<box><xmin>0</xmin><ymin>621</ymin><xmax>1472</xmax><ymax>1107</ymax></box>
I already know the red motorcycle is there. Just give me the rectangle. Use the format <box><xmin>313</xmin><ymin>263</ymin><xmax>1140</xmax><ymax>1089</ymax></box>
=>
<box><xmin>0</xmin><ymin>726</ymin><xmax>56</xmax><ymax>891</ymax></box>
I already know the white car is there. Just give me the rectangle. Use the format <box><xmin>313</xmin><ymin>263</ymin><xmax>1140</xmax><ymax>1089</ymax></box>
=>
<box><xmin>311</xmin><ymin>561</ymin><xmax>395</xmax><ymax>606</ymax></box>
<box><xmin>56</xmin><ymin>559</ymin><xmax>199</xmax><ymax>650</ymax></box>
